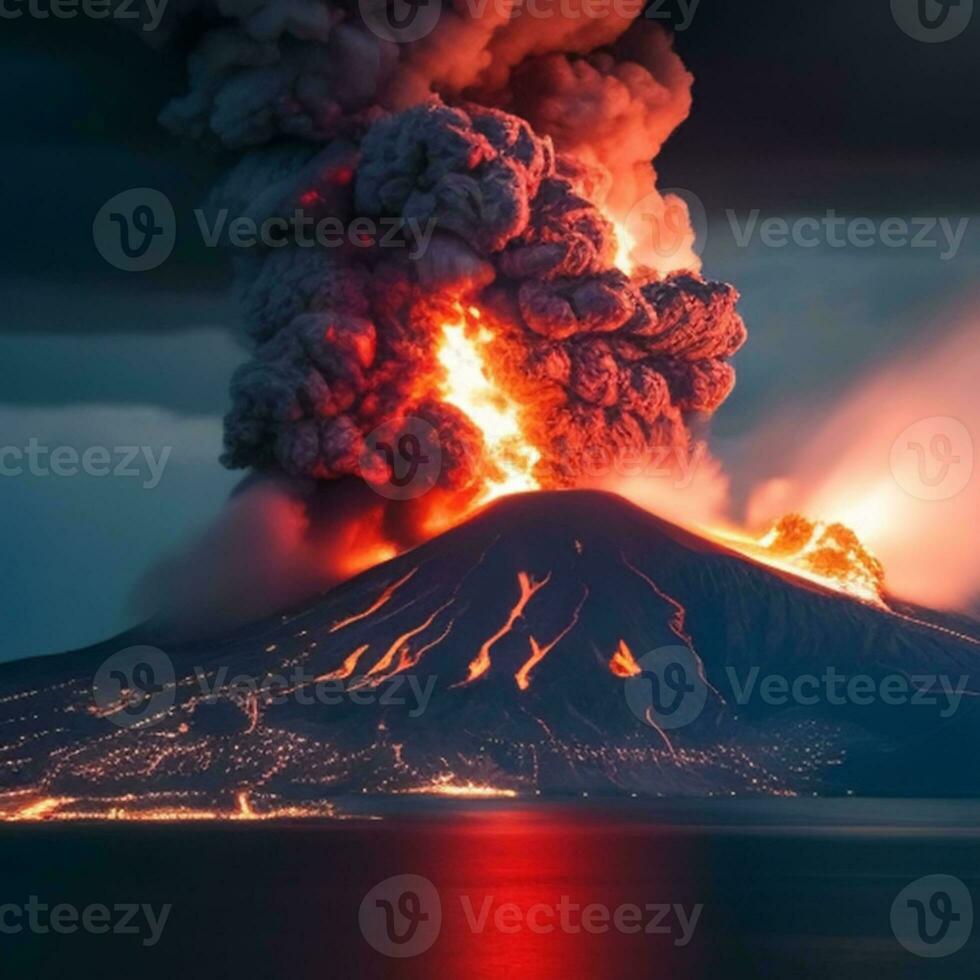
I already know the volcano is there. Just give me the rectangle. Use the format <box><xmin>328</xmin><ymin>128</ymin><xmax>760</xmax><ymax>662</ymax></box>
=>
<box><xmin>2</xmin><ymin>491</ymin><xmax>979</xmax><ymax>818</ymax></box>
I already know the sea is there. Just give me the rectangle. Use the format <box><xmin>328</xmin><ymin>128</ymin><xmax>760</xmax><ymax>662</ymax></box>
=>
<box><xmin>3</xmin><ymin>799</ymin><xmax>978</xmax><ymax>978</ymax></box>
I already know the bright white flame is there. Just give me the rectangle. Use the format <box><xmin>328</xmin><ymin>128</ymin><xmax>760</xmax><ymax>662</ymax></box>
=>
<box><xmin>437</xmin><ymin>306</ymin><xmax>540</xmax><ymax>502</ymax></box>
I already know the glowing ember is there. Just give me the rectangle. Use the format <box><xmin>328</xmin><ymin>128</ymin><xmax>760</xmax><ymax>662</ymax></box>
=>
<box><xmin>437</xmin><ymin>304</ymin><xmax>541</xmax><ymax>503</ymax></box>
<box><xmin>400</xmin><ymin>779</ymin><xmax>518</xmax><ymax>799</ymax></box>
<box><xmin>611</xmin><ymin>217</ymin><xmax>636</xmax><ymax>274</ymax></box>
<box><xmin>0</xmin><ymin>793</ymin><xmax>337</xmax><ymax>822</ymax></box>
<box><xmin>706</xmin><ymin>514</ymin><xmax>886</xmax><ymax>605</ymax></box>
<box><xmin>609</xmin><ymin>639</ymin><xmax>642</xmax><ymax>678</ymax></box>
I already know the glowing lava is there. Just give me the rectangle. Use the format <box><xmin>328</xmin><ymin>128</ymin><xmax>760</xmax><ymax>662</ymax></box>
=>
<box><xmin>457</xmin><ymin>570</ymin><xmax>552</xmax><ymax>686</ymax></box>
<box><xmin>514</xmin><ymin>587</ymin><xmax>588</xmax><ymax>692</ymax></box>
<box><xmin>705</xmin><ymin>513</ymin><xmax>886</xmax><ymax>605</ymax></box>
<box><xmin>437</xmin><ymin>304</ymin><xmax>541</xmax><ymax>503</ymax></box>
<box><xmin>400</xmin><ymin>779</ymin><xmax>518</xmax><ymax>799</ymax></box>
<box><xmin>611</xmin><ymin>217</ymin><xmax>636</xmax><ymax>274</ymax></box>
<box><xmin>608</xmin><ymin>639</ymin><xmax>642</xmax><ymax>678</ymax></box>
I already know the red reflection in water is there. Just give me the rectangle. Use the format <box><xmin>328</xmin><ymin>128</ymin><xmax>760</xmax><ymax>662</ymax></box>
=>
<box><xmin>389</xmin><ymin>808</ymin><xmax>708</xmax><ymax>979</ymax></box>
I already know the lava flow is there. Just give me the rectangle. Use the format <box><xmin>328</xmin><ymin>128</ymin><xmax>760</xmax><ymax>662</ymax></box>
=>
<box><xmin>703</xmin><ymin>513</ymin><xmax>887</xmax><ymax>605</ymax></box>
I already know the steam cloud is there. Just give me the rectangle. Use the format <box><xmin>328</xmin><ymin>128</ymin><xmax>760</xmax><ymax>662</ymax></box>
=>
<box><xmin>155</xmin><ymin>0</ymin><xmax>745</xmax><ymax>498</ymax></box>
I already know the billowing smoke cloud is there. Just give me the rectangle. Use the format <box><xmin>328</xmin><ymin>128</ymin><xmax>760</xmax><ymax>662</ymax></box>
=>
<box><xmin>133</xmin><ymin>1</ymin><xmax>746</xmax><ymax>624</ymax></box>
<box><xmin>153</xmin><ymin>2</ymin><xmax>744</xmax><ymax>502</ymax></box>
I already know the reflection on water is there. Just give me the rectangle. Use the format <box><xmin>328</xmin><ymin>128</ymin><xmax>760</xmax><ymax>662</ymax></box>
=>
<box><xmin>1</xmin><ymin>800</ymin><xmax>978</xmax><ymax>978</ymax></box>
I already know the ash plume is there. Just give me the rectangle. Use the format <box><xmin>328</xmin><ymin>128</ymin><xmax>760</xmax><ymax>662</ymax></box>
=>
<box><xmin>151</xmin><ymin>2</ymin><xmax>745</xmax><ymax>500</ymax></box>
<box><xmin>130</xmin><ymin>2</ymin><xmax>747</xmax><ymax>625</ymax></box>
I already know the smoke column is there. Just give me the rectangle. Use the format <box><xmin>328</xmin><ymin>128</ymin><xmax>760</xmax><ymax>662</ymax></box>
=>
<box><xmin>135</xmin><ymin>1</ymin><xmax>747</xmax><ymax>628</ymax></box>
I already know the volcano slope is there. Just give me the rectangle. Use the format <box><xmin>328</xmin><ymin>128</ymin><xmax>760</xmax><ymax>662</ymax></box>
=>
<box><xmin>2</xmin><ymin>491</ymin><xmax>979</xmax><ymax>815</ymax></box>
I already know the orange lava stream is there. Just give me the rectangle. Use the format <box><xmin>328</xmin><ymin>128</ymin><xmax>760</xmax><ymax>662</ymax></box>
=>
<box><xmin>608</xmin><ymin>639</ymin><xmax>642</xmax><ymax>678</ymax></box>
<box><xmin>458</xmin><ymin>571</ymin><xmax>552</xmax><ymax>686</ymax></box>
<box><xmin>315</xmin><ymin>644</ymin><xmax>370</xmax><ymax>682</ymax></box>
<box><xmin>621</xmin><ymin>553</ymin><xmax>694</xmax><ymax>648</ymax></box>
<box><xmin>361</xmin><ymin>600</ymin><xmax>454</xmax><ymax>684</ymax></box>
<box><xmin>329</xmin><ymin>568</ymin><xmax>417</xmax><ymax>633</ymax></box>
<box><xmin>515</xmin><ymin>587</ymin><xmax>589</xmax><ymax>692</ymax></box>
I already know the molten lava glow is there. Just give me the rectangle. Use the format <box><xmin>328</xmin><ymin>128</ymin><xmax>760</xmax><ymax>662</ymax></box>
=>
<box><xmin>608</xmin><ymin>640</ymin><xmax>642</xmax><ymax>678</ymax></box>
<box><xmin>361</xmin><ymin>600</ymin><xmax>454</xmax><ymax>684</ymax></box>
<box><xmin>401</xmin><ymin>779</ymin><xmax>518</xmax><ymax>799</ymax></box>
<box><xmin>329</xmin><ymin>568</ymin><xmax>417</xmax><ymax>633</ymax></box>
<box><xmin>316</xmin><ymin>645</ymin><xmax>370</xmax><ymax>682</ymax></box>
<box><xmin>458</xmin><ymin>570</ymin><xmax>552</xmax><ymax>685</ymax></box>
<box><xmin>0</xmin><ymin>793</ymin><xmax>336</xmax><ymax>822</ymax></box>
<box><xmin>611</xmin><ymin>217</ymin><xmax>636</xmax><ymax>275</ymax></box>
<box><xmin>437</xmin><ymin>305</ymin><xmax>541</xmax><ymax>503</ymax></box>
<box><xmin>704</xmin><ymin>514</ymin><xmax>886</xmax><ymax>606</ymax></box>
<box><xmin>514</xmin><ymin>587</ymin><xmax>588</xmax><ymax>692</ymax></box>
